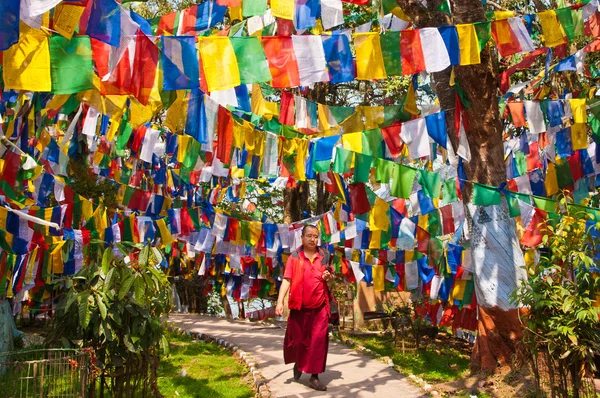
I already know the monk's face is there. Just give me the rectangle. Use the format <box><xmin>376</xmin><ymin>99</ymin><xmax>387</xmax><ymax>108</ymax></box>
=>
<box><xmin>301</xmin><ymin>226</ymin><xmax>319</xmax><ymax>250</ymax></box>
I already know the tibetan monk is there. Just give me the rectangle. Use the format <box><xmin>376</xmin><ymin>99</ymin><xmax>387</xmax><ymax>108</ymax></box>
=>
<box><xmin>275</xmin><ymin>224</ymin><xmax>333</xmax><ymax>391</ymax></box>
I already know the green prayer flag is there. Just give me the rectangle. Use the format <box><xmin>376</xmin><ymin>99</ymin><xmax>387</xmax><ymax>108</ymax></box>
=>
<box><xmin>506</xmin><ymin>193</ymin><xmax>521</xmax><ymax>218</ymax></box>
<box><xmin>573</xmin><ymin>180</ymin><xmax>589</xmax><ymax>205</ymax></box>
<box><xmin>49</xmin><ymin>36</ymin><xmax>94</xmax><ymax>94</ymax></box>
<box><xmin>555</xmin><ymin>159</ymin><xmax>574</xmax><ymax>188</ymax></box>
<box><xmin>116</xmin><ymin>124</ymin><xmax>133</xmax><ymax>151</ymax></box>
<box><xmin>380</xmin><ymin>33</ymin><xmax>402</xmax><ymax>76</ymax></box>
<box><xmin>313</xmin><ymin>160</ymin><xmax>331</xmax><ymax>173</ymax></box>
<box><xmin>362</xmin><ymin>128</ymin><xmax>383</xmax><ymax>158</ymax></box>
<box><xmin>428</xmin><ymin>211</ymin><xmax>442</xmax><ymax>237</ymax></box>
<box><xmin>333</xmin><ymin>147</ymin><xmax>353</xmax><ymax>173</ymax></box>
<box><xmin>354</xmin><ymin>153</ymin><xmax>372</xmax><ymax>183</ymax></box>
<box><xmin>556</xmin><ymin>7</ymin><xmax>575</xmax><ymax>42</ymax></box>
<box><xmin>533</xmin><ymin>196</ymin><xmax>557</xmax><ymax>213</ymax></box>
<box><xmin>329</xmin><ymin>106</ymin><xmax>355</xmax><ymax>124</ymax></box>
<box><xmin>473</xmin><ymin>21</ymin><xmax>492</xmax><ymax>51</ymax></box>
<box><xmin>375</xmin><ymin>158</ymin><xmax>394</xmax><ymax>183</ymax></box>
<box><xmin>442</xmin><ymin>179</ymin><xmax>458</xmax><ymax>204</ymax></box>
<box><xmin>242</xmin><ymin>0</ymin><xmax>268</xmax><ymax>16</ymax></box>
<box><xmin>472</xmin><ymin>183</ymin><xmax>501</xmax><ymax>206</ymax></box>
<box><xmin>230</xmin><ymin>37</ymin><xmax>272</xmax><ymax>84</ymax></box>
<box><xmin>264</xmin><ymin>118</ymin><xmax>282</xmax><ymax>135</ymax></box>
<box><xmin>436</xmin><ymin>0</ymin><xmax>451</xmax><ymax>14</ymax></box>
<box><xmin>572</xmin><ymin>9</ymin><xmax>584</xmax><ymax>38</ymax></box>
<box><xmin>515</xmin><ymin>152</ymin><xmax>527</xmax><ymax>175</ymax></box>
<box><xmin>391</xmin><ymin>164</ymin><xmax>417</xmax><ymax>199</ymax></box>
<box><xmin>588</xmin><ymin>99</ymin><xmax>600</xmax><ymax>119</ymax></box>
<box><xmin>123</xmin><ymin>186</ymin><xmax>135</xmax><ymax>207</ymax></box>
<box><xmin>418</xmin><ymin>169</ymin><xmax>441</xmax><ymax>199</ymax></box>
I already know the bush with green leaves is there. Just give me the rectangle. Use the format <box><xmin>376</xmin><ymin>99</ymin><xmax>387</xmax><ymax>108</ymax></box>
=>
<box><xmin>511</xmin><ymin>195</ymin><xmax>600</xmax><ymax>397</ymax></box>
<box><xmin>47</xmin><ymin>241</ymin><xmax>172</xmax><ymax>395</ymax></box>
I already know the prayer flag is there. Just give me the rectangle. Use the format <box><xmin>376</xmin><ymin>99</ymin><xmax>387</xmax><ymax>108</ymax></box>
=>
<box><xmin>3</xmin><ymin>30</ymin><xmax>51</xmax><ymax>92</ymax></box>
<box><xmin>400</xmin><ymin>30</ymin><xmax>426</xmax><ymax>75</ymax></box>
<box><xmin>380</xmin><ymin>32</ymin><xmax>402</xmax><ymax>76</ymax></box>
<box><xmin>321</xmin><ymin>0</ymin><xmax>343</xmax><ymax>30</ymax></box>
<box><xmin>230</xmin><ymin>37</ymin><xmax>272</xmax><ymax>84</ymax></box>
<box><xmin>49</xmin><ymin>36</ymin><xmax>94</xmax><ymax>94</ymax></box>
<box><xmin>87</xmin><ymin>0</ymin><xmax>121</xmax><ymax>46</ymax></box>
<box><xmin>161</xmin><ymin>36</ymin><xmax>199</xmax><ymax>90</ymax></box>
<box><xmin>292</xmin><ymin>35</ymin><xmax>329</xmax><ymax>86</ymax></box>
<box><xmin>419</xmin><ymin>28</ymin><xmax>451</xmax><ymax>73</ymax></box>
<box><xmin>538</xmin><ymin>10</ymin><xmax>567</xmax><ymax>47</ymax></box>
<box><xmin>472</xmin><ymin>183</ymin><xmax>501</xmax><ymax>206</ymax></box>
<box><xmin>508</xmin><ymin>17</ymin><xmax>535</xmax><ymax>53</ymax></box>
<box><xmin>295</xmin><ymin>0</ymin><xmax>320</xmax><ymax>29</ymax></box>
<box><xmin>400</xmin><ymin>118</ymin><xmax>430</xmax><ymax>159</ymax></box>
<box><xmin>243</xmin><ymin>0</ymin><xmax>268</xmax><ymax>17</ymax></box>
<box><xmin>271</xmin><ymin>0</ymin><xmax>294</xmax><ymax>20</ymax></box>
<box><xmin>0</xmin><ymin>0</ymin><xmax>19</xmax><ymax>50</ymax></box>
<box><xmin>198</xmin><ymin>36</ymin><xmax>241</xmax><ymax>91</ymax></box>
<box><xmin>457</xmin><ymin>24</ymin><xmax>480</xmax><ymax>65</ymax></box>
<box><xmin>322</xmin><ymin>33</ymin><xmax>355</xmax><ymax>84</ymax></box>
<box><xmin>261</xmin><ymin>36</ymin><xmax>300</xmax><ymax>88</ymax></box>
<box><xmin>354</xmin><ymin>33</ymin><xmax>387</xmax><ymax>80</ymax></box>
<box><xmin>491</xmin><ymin>19</ymin><xmax>521</xmax><ymax>57</ymax></box>
<box><xmin>391</xmin><ymin>164</ymin><xmax>417</xmax><ymax>199</ymax></box>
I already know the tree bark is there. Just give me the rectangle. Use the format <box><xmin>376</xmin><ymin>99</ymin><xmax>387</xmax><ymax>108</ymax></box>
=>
<box><xmin>396</xmin><ymin>0</ymin><xmax>527</xmax><ymax>372</ymax></box>
<box><xmin>283</xmin><ymin>181</ymin><xmax>311</xmax><ymax>223</ymax></box>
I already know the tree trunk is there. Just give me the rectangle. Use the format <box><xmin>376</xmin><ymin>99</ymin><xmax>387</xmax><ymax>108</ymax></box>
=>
<box><xmin>396</xmin><ymin>0</ymin><xmax>527</xmax><ymax>372</ymax></box>
<box><xmin>316</xmin><ymin>180</ymin><xmax>334</xmax><ymax>215</ymax></box>
<box><xmin>283</xmin><ymin>181</ymin><xmax>311</xmax><ymax>223</ymax></box>
<box><xmin>221</xmin><ymin>291</ymin><xmax>233</xmax><ymax>319</ymax></box>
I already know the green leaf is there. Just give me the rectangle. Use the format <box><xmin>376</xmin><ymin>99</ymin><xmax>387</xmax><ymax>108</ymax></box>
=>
<box><xmin>118</xmin><ymin>274</ymin><xmax>134</xmax><ymax>300</ymax></box>
<box><xmin>151</xmin><ymin>247</ymin><xmax>163</xmax><ymax>265</ymax></box>
<box><xmin>101</xmin><ymin>247</ymin><xmax>113</xmax><ymax>276</ymax></box>
<box><xmin>95</xmin><ymin>294</ymin><xmax>107</xmax><ymax>320</ymax></box>
<box><xmin>139</xmin><ymin>245</ymin><xmax>150</xmax><ymax>266</ymax></box>
<box><xmin>79</xmin><ymin>295</ymin><xmax>91</xmax><ymax>329</ymax></box>
<box><xmin>134</xmin><ymin>276</ymin><xmax>146</xmax><ymax>304</ymax></box>
<box><xmin>104</xmin><ymin>267</ymin><xmax>116</xmax><ymax>292</ymax></box>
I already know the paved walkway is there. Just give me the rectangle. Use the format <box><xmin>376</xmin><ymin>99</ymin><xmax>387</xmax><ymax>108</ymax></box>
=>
<box><xmin>169</xmin><ymin>314</ymin><xmax>424</xmax><ymax>398</ymax></box>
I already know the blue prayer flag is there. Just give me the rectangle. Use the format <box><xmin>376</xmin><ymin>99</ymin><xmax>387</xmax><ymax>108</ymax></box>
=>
<box><xmin>161</xmin><ymin>36</ymin><xmax>199</xmax><ymax>90</ymax></box>
<box><xmin>0</xmin><ymin>0</ymin><xmax>19</xmax><ymax>51</ymax></box>
<box><xmin>88</xmin><ymin>0</ymin><xmax>121</xmax><ymax>47</ymax></box>
<box><xmin>322</xmin><ymin>33</ymin><xmax>355</xmax><ymax>84</ymax></box>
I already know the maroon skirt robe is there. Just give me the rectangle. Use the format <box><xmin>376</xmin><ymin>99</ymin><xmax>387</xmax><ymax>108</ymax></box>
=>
<box><xmin>283</xmin><ymin>302</ymin><xmax>329</xmax><ymax>374</ymax></box>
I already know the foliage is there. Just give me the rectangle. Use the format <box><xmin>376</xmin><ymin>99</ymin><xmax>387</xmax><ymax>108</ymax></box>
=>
<box><xmin>158</xmin><ymin>329</ymin><xmax>253</xmax><ymax>398</ymax></box>
<box><xmin>511</xmin><ymin>193</ymin><xmax>600</xmax><ymax>397</ymax></box>
<box><xmin>206</xmin><ymin>286</ymin><xmax>225</xmax><ymax>315</ymax></box>
<box><xmin>67</xmin><ymin>159</ymin><xmax>118</xmax><ymax>210</ymax></box>
<box><xmin>47</xmin><ymin>241</ymin><xmax>172</xmax><ymax>395</ymax></box>
<box><xmin>341</xmin><ymin>331</ymin><xmax>470</xmax><ymax>383</ymax></box>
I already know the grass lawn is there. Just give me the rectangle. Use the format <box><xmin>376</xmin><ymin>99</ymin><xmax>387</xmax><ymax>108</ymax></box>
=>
<box><xmin>340</xmin><ymin>331</ymin><xmax>471</xmax><ymax>384</ymax></box>
<box><xmin>158</xmin><ymin>331</ymin><xmax>254</xmax><ymax>398</ymax></box>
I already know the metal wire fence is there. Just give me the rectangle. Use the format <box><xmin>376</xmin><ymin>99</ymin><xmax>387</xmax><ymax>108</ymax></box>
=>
<box><xmin>0</xmin><ymin>349</ymin><xmax>90</xmax><ymax>398</ymax></box>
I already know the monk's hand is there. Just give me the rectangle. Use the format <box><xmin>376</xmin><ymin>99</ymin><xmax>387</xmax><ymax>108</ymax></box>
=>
<box><xmin>275</xmin><ymin>302</ymin><xmax>284</xmax><ymax>316</ymax></box>
<box><xmin>322</xmin><ymin>270</ymin><xmax>332</xmax><ymax>282</ymax></box>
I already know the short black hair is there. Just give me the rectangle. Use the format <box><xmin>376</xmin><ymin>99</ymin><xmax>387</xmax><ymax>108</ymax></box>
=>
<box><xmin>301</xmin><ymin>224</ymin><xmax>318</xmax><ymax>236</ymax></box>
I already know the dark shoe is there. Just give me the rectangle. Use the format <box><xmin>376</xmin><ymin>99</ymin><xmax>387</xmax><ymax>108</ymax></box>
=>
<box><xmin>293</xmin><ymin>364</ymin><xmax>302</xmax><ymax>381</ymax></box>
<box><xmin>309</xmin><ymin>377</ymin><xmax>327</xmax><ymax>391</ymax></box>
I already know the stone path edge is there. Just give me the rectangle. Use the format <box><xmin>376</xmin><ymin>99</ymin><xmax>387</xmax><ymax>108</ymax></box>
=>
<box><xmin>167</xmin><ymin>321</ymin><xmax>273</xmax><ymax>398</ymax></box>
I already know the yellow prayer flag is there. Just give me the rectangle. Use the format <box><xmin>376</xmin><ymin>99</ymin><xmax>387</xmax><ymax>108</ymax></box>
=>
<box><xmin>156</xmin><ymin>218</ymin><xmax>173</xmax><ymax>246</ymax></box>
<box><xmin>457</xmin><ymin>24</ymin><xmax>481</xmax><ymax>65</ymax></box>
<box><xmin>78</xmin><ymin>75</ymin><xmax>128</xmax><ymax>118</ymax></box>
<box><xmin>369</xmin><ymin>230</ymin><xmax>382</xmax><ymax>249</ymax></box>
<box><xmin>294</xmin><ymin>138</ymin><xmax>308</xmax><ymax>181</ymax></box>
<box><xmin>360</xmin><ymin>106</ymin><xmax>384</xmax><ymax>130</ymax></box>
<box><xmin>571</xmin><ymin>123</ymin><xmax>588</xmax><ymax>150</ymax></box>
<box><xmin>128</xmin><ymin>98</ymin><xmax>155</xmax><ymax>128</ymax></box>
<box><xmin>53</xmin><ymin>4</ymin><xmax>86</xmax><ymax>39</ymax></box>
<box><xmin>198</xmin><ymin>37</ymin><xmax>241</xmax><ymax>92</ymax></box>
<box><xmin>373</xmin><ymin>265</ymin><xmax>385</xmax><ymax>292</ymax></box>
<box><xmin>3</xmin><ymin>30</ymin><xmax>52</xmax><ymax>92</ymax></box>
<box><xmin>545</xmin><ymin>162</ymin><xmax>559</xmax><ymax>196</ymax></box>
<box><xmin>494</xmin><ymin>11</ymin><xmax>514</xmax><ymax>20</ymax></box>
<box><xmin>342</xmin><ymin>132</ymin><xmax>363</xmax><ymax>152</ymax></box>
<box><xmin>230</xmin><ymin>5</ymin><xmax>243</xmax><ymax>21</ymax></box>
<box><xmin>538</xmin><ymin>11</ymin><xmax>567</xmax><ymax>47</ymax></box>
<box><xmin>369</xmin><ymin>197</ymin><xmax>390</xmax><ymax>231</ymax></box>
<box><xmin>452</xmin><ymin>279</ymin><xmax>467</xmax><ymax>301</ymax></box>
<box><xmin>271</xmin><ymin>0</ymin><xmax>294</xmax><ymax>20</ymax></box>
<box><xmin>353</xmin><ymin>33</ymin><xmax>387</xmax><ymax>80</ymax></box>
<box><xmin>249</xmin><ymin>222</ymin><xmax>262</xmax><ymax>245</ymax></box>
<box><xmin>569</xmin><ymin>98</ymin><xmax>587</xmax><ymax>124</ymax></box>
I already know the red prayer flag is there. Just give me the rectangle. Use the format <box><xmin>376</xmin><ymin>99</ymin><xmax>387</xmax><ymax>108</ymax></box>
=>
<box><xmin>348</xmin><ymin>183</ymin><xmax>371</xmax><ymax>214</ymax></box>
<box><xmin>178</xmin><ymin>5</ymin><xmax>198</xmax><ymax>35</ymax></box>
<box><xmin>381</xmin><ymin>124</ymin><xmax>403</xmax><ymax>157</ymax></box>
<box><xmin>261</xmin><ymin>36</ymin><xmax>300</xmax><ymax>88</ymax></box>
<box><xmin>520</xmin><ymin>208</ymin><xmax>547</xmax><ymax>247</ymax></box>
<box><xmin>439</xmin><ymin>205</ymin><xmax>455</xmax><ymax>235</ymax></box>
<box><xmin>215</xmin><ymin>106</ymin><xmax>234</xmax><ymax>163</ymax></box>
<box><xmin>1</xmin><ymin>150</ymin><xmax>21</xmax><ymax>187</ymax></box>
<box><xmin>157</xmin><ymin>12</ymin><xmax>178</xmax><ymax>36</ymax></box>
<box><xmin>507</xmin><ymin>102</ymin><xmax>526</xmax><ymax>127</ymax></box>
<box><xmin>400</xmin><ymin>30</ymin><xmax>425</xmax><ymax>75</ymax></box>
<box><xmin>279</xmin><ymin>91</ymin><xmax>295</xmax><ymax>125</ymax></box>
